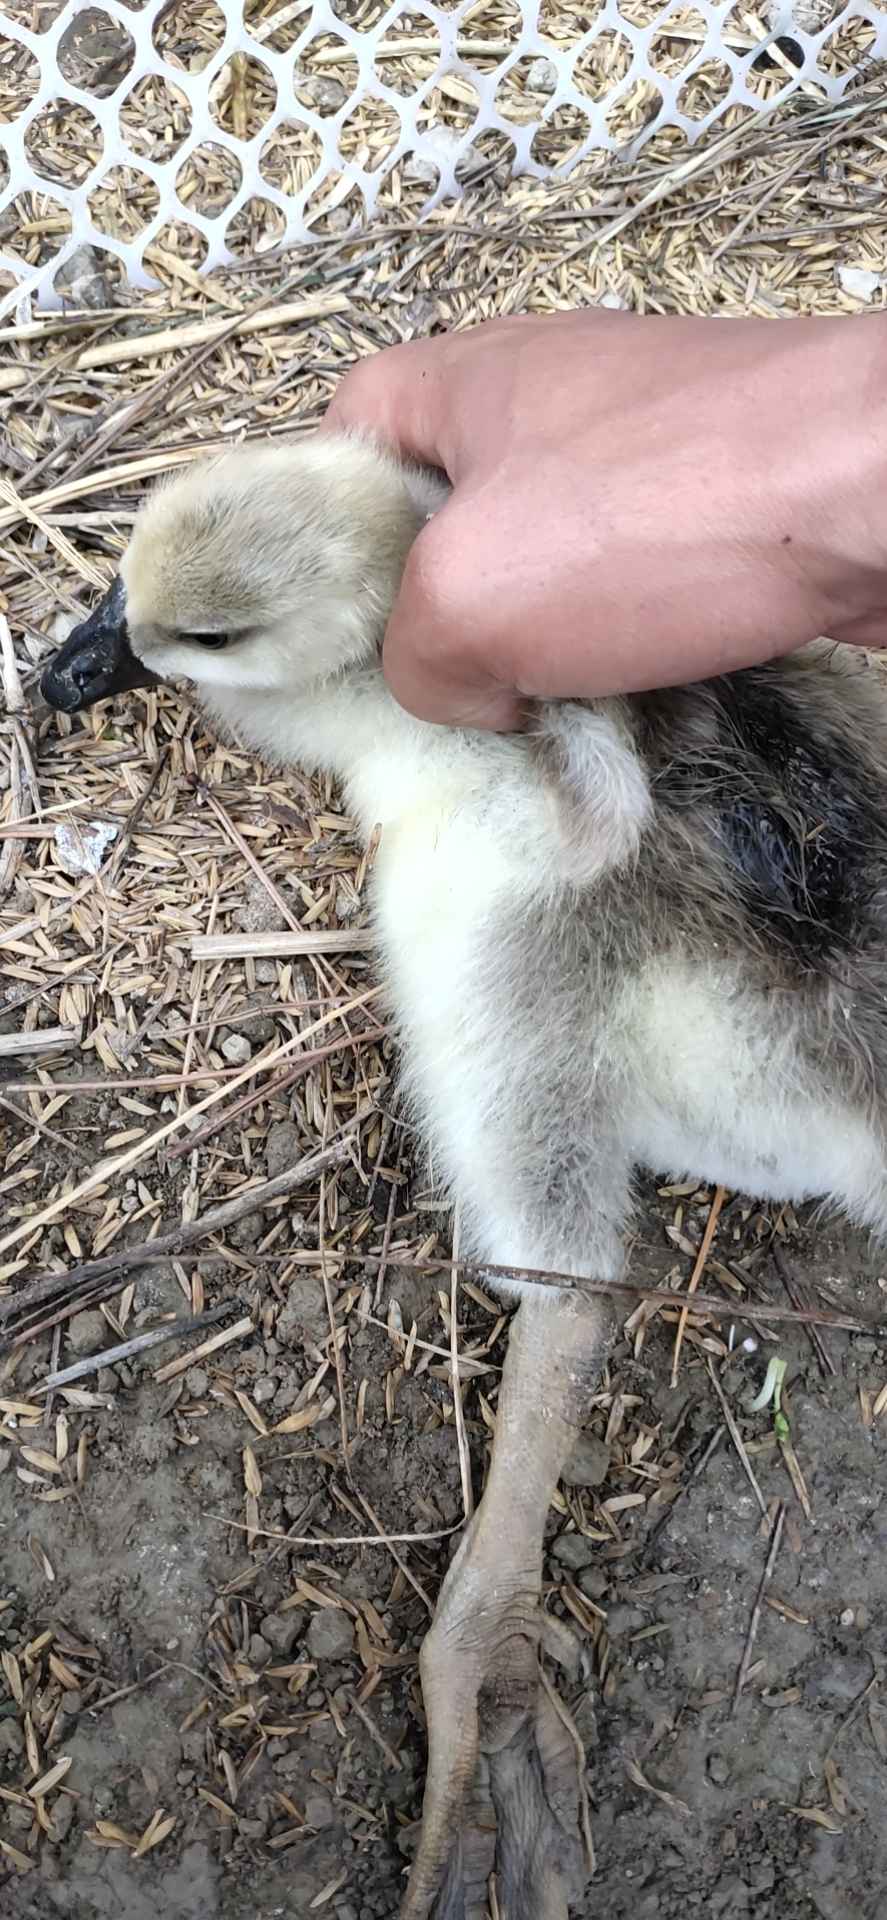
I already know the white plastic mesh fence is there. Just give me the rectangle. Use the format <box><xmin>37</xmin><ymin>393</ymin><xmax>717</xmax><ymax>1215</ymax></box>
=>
<box><xmin>1</xmin><ymin>0</ymin><xmax>885</xmax><ymax>314</ymax></box>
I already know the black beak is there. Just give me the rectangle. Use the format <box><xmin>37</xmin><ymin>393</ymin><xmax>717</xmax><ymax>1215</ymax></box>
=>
<box><xmin>40</xmin><ymin>578</ymin><xmax>160</xmax><ymax>714</ymax></box>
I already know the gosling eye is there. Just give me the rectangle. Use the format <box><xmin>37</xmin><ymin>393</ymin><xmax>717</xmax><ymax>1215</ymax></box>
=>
<box><xmin>182</xmin><ymin>632</ymin><xmax>229</xmax><ymax>650</ymax></box>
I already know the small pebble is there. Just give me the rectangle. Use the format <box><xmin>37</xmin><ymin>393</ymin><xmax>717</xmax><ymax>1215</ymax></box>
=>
<box><xmin>302</xmin><ymin>74</ymin><xmax>346</xmax><ymax>110</ymax></box>
<box><xmin>66</xmin><ymin>1309</ymin><xmax>107</xmax><ymax>1355</ymax></box>
<box><xmin>49</xmin><ymin>1793</ymin><xmax>76</xmax><ymax>1842</ymax></box>
<box><xmin>185</xmin><ymin>1366</ymin><xmax>209</xmax><ymax>1397</ymax></box>
<box><xmin>305</xmin><ymin>1789</ymin><xmax>336</xmax><ymax>1829</ymax></box>
<box><xmin>278</xmin><ymin>1276</ymin><xmax>329</xmax><ymax>1343</ymax></box>
<box><xmin>404</xmin><ymin>154</ymin><xmax>439</xmax><ymax>185</ymax></box>
<box><xmin>307</xmin><ymin>1609</ymin><xmax>356</xmax><ymax>1662</ymax></box>
<box><xmin>561</xmin><ymin>1433</ymin><xmax>610</xmax><ymax>1489</ymax></box>
<box><xmin>551</xmin><ymin>1532</ymin><xmax>596</xmax><ymax>1571</ymax></box>
<box><xmin>239</xmin><ymin>1002</ymin><xmax>276</xmax><ymax>1043</ymax></box>
<box><xmin>527</xmin><ymin>55</ymin><xmax>557</xmax><ymax>91</ymax></box>
<box><xmin>236</xmin><ymin>1814</ymin><xmax>267</xmax><ymax>1839</ymax></box>
<box><xmin>604</xmin><ymin>1604</ymin><xmax>644</xmax><ymax>1638</ymax></box>
<box><xmin>229</xmin><ymin>1214</ymin><xmax>264</xmax><ymax>1250</ymax></box>
<box><xmin>838</xmin><ymin>264</ymin><xmax>882</xmax><ymax>302</ymax></box>
<box><xmin>221</xmin><ymin>1031</ymin><xmax>252</xmax><ymax>1066</ymax></box>
<box><xmin>265</xmin><ymin>1120</ymin><xmax>300</xmax><ymax>1179</ymax></box>
<box><xmin>0</xmin><ymin>1719</ymin><xmax>25</xmax><ymax>1758</ymax></box>
<box><xmin>259</xmin><ymin>1612</ymin><xmax>300</xmax><ymax>1656</ymax></box>
<box><xmin>53</xmin><ymin>243</ymin><xmax>114</xmax><ymax>310</ymax></box>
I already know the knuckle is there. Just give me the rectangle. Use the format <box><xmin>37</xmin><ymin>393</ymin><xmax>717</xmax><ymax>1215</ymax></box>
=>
<box><xmin>326</xmin><ymin>356</ymin><xmax>384</xmax><ymax>428</ymax></box>
<box><xmin>405</xmin><ymin>512</ymin><xmax>473</xmax><ymax>634</ymax></box>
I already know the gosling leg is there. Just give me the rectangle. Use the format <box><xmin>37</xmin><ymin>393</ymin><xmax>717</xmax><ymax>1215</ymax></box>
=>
<box><xmin>400</xmin><ymin>1288</ymin><xmax>614</xmax><ymax>1920</ymax></box>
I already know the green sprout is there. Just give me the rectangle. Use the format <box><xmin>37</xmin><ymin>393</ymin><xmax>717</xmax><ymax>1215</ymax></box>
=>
<box><xmin>750</xmin><ymin>1354</ymin><xmax>788</xmax><ymax>1440</ymax></box>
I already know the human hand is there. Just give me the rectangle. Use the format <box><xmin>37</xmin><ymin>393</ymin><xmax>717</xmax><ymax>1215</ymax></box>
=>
<box><xmin>325</xmin><ymin>310</ymin><xmax>887</xmax><ymax>729</ymax></box>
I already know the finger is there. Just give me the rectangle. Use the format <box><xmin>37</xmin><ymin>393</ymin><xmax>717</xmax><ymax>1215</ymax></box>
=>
<box><xmin>323</xmin><ymin>336</ymin><xmax>460</xmax><ymax>475</ymax></box>
<box><xmin>381</xmin><ymin>513</ymin><xmax>524</xmax><ymax>732</ymax></box>
<box><xmin>830</xmin><ymin>609</ymin><xmax>887</xmax><ymax>650</ymax></box>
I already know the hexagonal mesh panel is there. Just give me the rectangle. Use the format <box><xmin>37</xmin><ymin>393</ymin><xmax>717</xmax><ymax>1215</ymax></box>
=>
<box><xmin>1</xmin><ymin>0</ymin><xmax>884</xmax><ymax>311</ymax></box>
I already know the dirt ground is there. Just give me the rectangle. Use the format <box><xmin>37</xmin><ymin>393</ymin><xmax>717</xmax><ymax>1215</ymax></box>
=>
<box><xmin>1</xmin><ymin>1163</ymin><xmax>885</xmax><ymax>1920</ymax></box>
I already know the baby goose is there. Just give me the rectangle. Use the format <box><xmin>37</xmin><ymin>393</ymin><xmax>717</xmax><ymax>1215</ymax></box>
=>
<box><xmin>42</xmin><ymin>432</ymin><xmax>887</xmax><ymax>1920</ymax></box>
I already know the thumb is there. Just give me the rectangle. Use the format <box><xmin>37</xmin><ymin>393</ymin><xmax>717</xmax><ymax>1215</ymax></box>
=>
<box><xmin>323</xmin><ymin>337</ymin><xmax>458</xmax><ymax>476</ymax></box>
<box><xmin>381</xmin><ymin>506</ymin><xmax>524</xmax><ymax>731</ymax></box>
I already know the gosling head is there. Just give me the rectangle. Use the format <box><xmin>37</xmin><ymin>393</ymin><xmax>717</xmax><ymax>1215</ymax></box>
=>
<box><xmin>41</xmin><ymin>433</ymin><xmax>437</xmax><ymax>714</ymax></box>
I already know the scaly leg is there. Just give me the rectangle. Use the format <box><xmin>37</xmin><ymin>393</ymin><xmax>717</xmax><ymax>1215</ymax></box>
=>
<box><xmin>401</xmin><ymin>1287</ymin><xmax>614</xmax><ymax>1920</ymax></box>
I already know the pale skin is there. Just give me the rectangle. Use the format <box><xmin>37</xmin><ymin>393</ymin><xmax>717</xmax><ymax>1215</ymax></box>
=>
<box><xmin>325</xmin><ymin>308</ymin><xmax>887</xmax><ymax>731</ymax></box>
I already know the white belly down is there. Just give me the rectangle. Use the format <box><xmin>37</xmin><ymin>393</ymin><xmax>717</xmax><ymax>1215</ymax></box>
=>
<box><xmin>623</xmin><ymin>960</ymin><xmax>887</xmax><ymax>1226</ymax></box>
<box><xmin>364</xmin><ymin>785</ymin><xmax>887</xmax><ymax>1276</ymax></box>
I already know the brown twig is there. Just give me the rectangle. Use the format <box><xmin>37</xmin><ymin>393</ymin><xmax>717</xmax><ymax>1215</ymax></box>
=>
<box><xmin>0</xmin><ymin>1091</ymin><xmax>88</xmax><ymax>1157</ymax></box>
<box><xmin>372</xmin><ymin>1156</ymin><xmax>401</xmax><ymax>1312</ymax></box>
<box><xmin>164</xmin><ymin>1025</ymin><xmax>388</xmax><ymax>1162</ymax></box>
<box><xmin>0</xmin><ymin>1136</ymin><xmax>356</xmax><ymax>1351</ymax></box>
<box><xmin>0</xmin><ymin>1024</ymin><xmax>371</xmax><ymax>1258</ymax></box>
<box><xmin>102</xmin><ymin>750</ymin><xmax>170</xmax><ymax>888</ymax></box>
<box><xmin>671</xmin><ymin>1184</ymin><xmax>727</xmax><ymax>1386</ymax></box>
<box><xmin>0</xmin><ymin>607</ymin><xmax>25</xmax><ymax>710</ymax></box>
<box><xmin>707</xmin><ymin>1357</ymin><xmax>768</xmax><ymax>1520</ymax></box>
<box><xmin>354</xmin><ymin>1486</ymin><xmax>435</xmax><ymax>1616</ymax></box>
<box><xmin>219</xmin><ymin>1490</ymin><xmax>325</xmax><ymax>1598</ymax></box>
<box><xmin>88</xmin><ymin>1665</ymin><xmax>172</xmax><ymax>1714</ymax></box>
<box><xmin>0</xmin><ymin>296</ymin><xmax>352</xmax><ymax>404</ymax></box>
<box><xmin>37</xmin><ymin>1301</ymin><xmax>236</xmax><ymax>1392</ymax></box>
<box><xmin>823</xmin><ymin>1669</ymin><xmax>881</xmax><ymax>1764</ymax></box>
<box><xmin>449</xmin><ymin>1210</ymin><xmax>474</xmax><ymax>1525</ymax></box>
<box><xmin>345</xmin><ymin>1691</ymin><xmax>403</xmax><ymax>1771</ymax></box>
<box><xmin>196</xmin><ymin>781</ymin><xmax>302</xmax><ymax>935</ymax></box>
<box><xmin>353</xmin><ymin>1255</ymin><xmax>880</xmax><ymax>1335</ymax></box>
<box><xmin>770</xmin><ymin>1240</ymin><xmax>836</xmax><ymax>1379</ymax></box>
<box><xmin>153</xmin><ymin>1315</ymin><xmax>254</xmax><ymax>1383</ymax></box>
<box><xmin>732</xmin><ymin>1501</ymin><xmax>786</xmax><ymax>1713</ymax></box>
<box><xmin>191</xmin><ymin>928</ymin><xmax>377</xmax><ymax>961</ymax></box>
<box><xmin>320</xmin><ymin>1164</ymin><xmax>351</xmax><ymax>1478</ymax></box>
<box><xmin>0</xmin><ymin>610</ymin><xmax>34</xmax><ymax>907</ymax></box>
<box><xmin>0</xmin><ymin>1025</ymin><xmax>81</xmax><ymax>1058</ymax></box>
